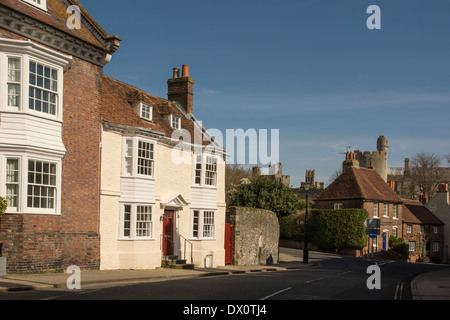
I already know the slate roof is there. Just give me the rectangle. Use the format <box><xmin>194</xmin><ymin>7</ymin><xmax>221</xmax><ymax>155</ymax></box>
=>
<box><xmin>402</xmin><ymin>199</ymin><xmax>445</xmax><ymax>225</ymax></box>
<box><xmin>315</xmin><ymin>167</ymin><xmax>403</xmax><ymax>203</ymax></box>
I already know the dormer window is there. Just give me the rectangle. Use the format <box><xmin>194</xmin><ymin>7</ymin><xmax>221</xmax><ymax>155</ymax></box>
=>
<box><xmin>140</xmin><ymin>103</ymin><xmax>152</xmax><ymax>121</ymax></box>
<box><xmin>22</xmin><ymin>0</ymin><xmax>47</xmax><ymax>11</ymax></box>
<box><xmin>171</xmin><ymin>114</ymin><xmax>181</xmax><ymax>129</ymax></box>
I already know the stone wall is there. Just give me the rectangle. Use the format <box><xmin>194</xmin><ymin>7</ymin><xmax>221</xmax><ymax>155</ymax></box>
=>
<box><xmin>227</xmin><ymin>207</ymin><xmax>279</xmax><ymax>266</ymax></box>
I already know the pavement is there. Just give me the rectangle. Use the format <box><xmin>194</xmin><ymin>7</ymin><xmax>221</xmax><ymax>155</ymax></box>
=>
<box><xmin>1</xmin><ymin>248</ymin><xmax>449</xmax><ymax>300</ymax></box>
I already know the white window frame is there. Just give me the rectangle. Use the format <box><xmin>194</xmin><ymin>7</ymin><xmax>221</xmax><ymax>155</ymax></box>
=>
<box><xmin>408</xmin><ymin>241</ymin><xmax>416</xmax><ymax>252</ymax></box>
<box><xmin>383</xmin><ymin>203</ymin><xmax>389</xmax><ymax>217</ymax></box>
<box><xmin>407</xmin><ymin>225</ymin><xmax>412</xmax><ymax>234</ymax></box>
<box><xmin>0</xmin><ymin>42</ymin><xmax>67</xmax><ymax>122</ymax></box>
<box><xmin>193</xmin><ymin>154</ymin><xmax>218</xmax><ymax>188</ymax></box>
<box><xmin>393</xmin><ymin>204</ymin><xmax>398</xmax><ymax>219</ymax></box>
<box><xmin>430</xmin><ymin>203</ymin><xmax>436</xmax><ymax>212</ymax></box>
<box><xmin>119</xmin><ymin>203</ymin><xmax>154</xmax><ymax>240</ymax></box>
<box><xmin>171</xmin><ymin>114</ymin><xmax>181</xmax><ymax>130</ymax></box>
<box><xmin>334</xmin><ymin>203</ymin><xmax>343</xmax><ymax>210</ymax></box>
<box><xmin>373</xmin><ymin>202</ymin><xmax>379</xmax><ymax>218</ymax></box>
<box><xmin>22</xmin><ymin>0</ymin><xmax>47</xmax><ymax>11</ymax></box>
<box><xmin>434</xmin><ymin>226</ymin><xmax>439</xmax><ymax>234</ymax></box>
<box><xmin>122</xmin><ymin>137</ymin><xmax>155</xmax><ymax>179</ymax></box>
<box><xmin>190</xmin><ymin>210</ymin><xmax>216</xmax><ymax>240</ymax></box>
<box><xmin>140</xmin><ymin>103</ymin><xmax>152</xmax><ymax>121</ymax></box>
<box><xmin>0</xmin><ymin>153</ymin><xmax>61</xmax><ymax>215</ymax></box>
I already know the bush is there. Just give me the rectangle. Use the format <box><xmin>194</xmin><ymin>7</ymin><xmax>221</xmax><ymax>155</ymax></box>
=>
<box><xmin>280</xmin><ymin>210</ymin><xmax>305</xmax><ymax>242</ymax></box>
<box><xmin>389</xmin><ymin>236</ymin><xmax>409</xmax><ymax>259</ymax></box>
<box><xmin>0</xmin><ymin>197</ymin><xmax>6</xmax><ymax>218</ymax></box>
<box><xmin>309</xmin><ymin>209</ymin><xmax>368</xmax><ymax>251</ymax></box>
<box><xmin>227</xmin><ymin>178</ymin><xmax>302</xmax><ymax>218</ymax></box>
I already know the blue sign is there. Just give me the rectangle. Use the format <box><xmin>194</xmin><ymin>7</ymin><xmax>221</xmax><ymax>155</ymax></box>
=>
<box><xmin>369</xmin><ymin>231</ymin><xmax>378</xmax><ymax>239</ymax></box>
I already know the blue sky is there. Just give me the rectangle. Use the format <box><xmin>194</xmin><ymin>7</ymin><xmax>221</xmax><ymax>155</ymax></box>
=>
<box><xmin>80</xmin><ymin>0</ymin><xmax>450</xmax><ymax>186</ymax></box>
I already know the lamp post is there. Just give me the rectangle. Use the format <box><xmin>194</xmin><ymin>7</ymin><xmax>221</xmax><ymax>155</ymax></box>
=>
<box><xmin>303</xmin><ymin>183</ymin><xmax>310</xmax><ymax>264</ymax></box>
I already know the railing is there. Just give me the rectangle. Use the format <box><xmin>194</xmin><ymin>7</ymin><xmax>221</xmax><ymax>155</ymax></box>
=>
<box><xmin>179</xmin><ymin>234</ymin><xmax>194</xmax><ymax>265</ymax></box>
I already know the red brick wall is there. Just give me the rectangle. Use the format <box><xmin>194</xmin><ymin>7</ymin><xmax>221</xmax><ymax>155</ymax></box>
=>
<box><xmin>61</xmin><ymin>56</ymin><xmax>103</xmax><ymax>270</ymax></box>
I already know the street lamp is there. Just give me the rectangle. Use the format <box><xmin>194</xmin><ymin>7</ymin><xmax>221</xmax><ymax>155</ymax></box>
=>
<box><xmin>303</xmin><ymin>183</ymin><xmax>310</xmax><ymax>264</ymax></box>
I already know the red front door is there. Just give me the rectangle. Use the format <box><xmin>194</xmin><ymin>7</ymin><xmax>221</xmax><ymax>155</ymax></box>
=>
<box><xmin>163</xmin><ymin>210</ymin><xmax>175</xmax><ymax>256</ymax></box>
<box><xmin>224</xmin><ymin>223</ymin><xmax>233</xmax><ymax>265</ymax></box>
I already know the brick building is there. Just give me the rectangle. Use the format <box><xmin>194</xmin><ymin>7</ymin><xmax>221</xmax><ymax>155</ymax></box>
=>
<box><xmin>0</xmin><ymin>0</ymin><xmax>120</xmax><ymax>272</ymax></box>
<box><xmin>402</xmin><ymin>199</ymin><xmax>445</xmax><ymax>263</ymax></box>
<box><xmin>314</xmin><ymin>161</ymin><xmax>404</xmax><ymax>254</ymax></box>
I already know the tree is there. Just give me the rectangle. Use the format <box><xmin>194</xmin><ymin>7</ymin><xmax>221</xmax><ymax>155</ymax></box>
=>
<box><xmin>403</xmin><ymin>153</ymin><xmax>444</xmax><ymax>200</ymax></box>
<box><xmin>227</xmin><ymin>177</ymin><xmax>302</xmax><ymax>218</ymax></box>
<box><xmin>0</xmin><ymin>196</ymin><xmax>6</xmax><ymax>218</ymax></box>
<box><xmin>225</xmin><ymin>164</ymin><xmax>253</xmax><ymax>204</ymax></box>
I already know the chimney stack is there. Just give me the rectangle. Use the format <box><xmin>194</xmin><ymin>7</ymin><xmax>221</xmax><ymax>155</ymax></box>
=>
<box><xmin>343</xmin><ymin>152</ymin><xmax>360</xmax><ymax>172</ymax></box>
<box><xmin>168</xmin><ymin>65</ymin><xmax>194</xmax><ymax>114</ymax></box>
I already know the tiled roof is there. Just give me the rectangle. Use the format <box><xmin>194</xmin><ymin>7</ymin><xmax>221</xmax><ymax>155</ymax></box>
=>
<box><xmin>315</xmin><ymin>167</ymin><xmax>403</xmax><ymax>203</ymax></box>
<box><xmin>101</xmin><ymin>75</ymin><xmax>210</xmax><ymax>146</ymax></box>
<box><xmin>402</xmin><ymin>199</ymin><xmax>445</xmax><ymax>225</ymax></box>
<box><xmin>0</xmin><ymin>0</ymin><xmax>117</xmax><ymax>49</ymax></box>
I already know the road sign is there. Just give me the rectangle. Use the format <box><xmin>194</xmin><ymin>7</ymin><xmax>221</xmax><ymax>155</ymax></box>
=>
<box><xmin>365</xmin><ymin>219</ymin><xmax>381</xmax><ymax>229</ymax></box>
<box><xmin>368</xmin><ymin>231</ymin><xmax>378</xmax><ymax>239</ymax></box>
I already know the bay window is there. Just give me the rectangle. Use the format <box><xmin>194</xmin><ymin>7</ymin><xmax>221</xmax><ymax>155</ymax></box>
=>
<box><xmin>1</xmin><ymin>155</ymin><xmax>61</xmax><ymax>215</ymax></box>
<box><xmin>123</xmin><ymin>137</ymin><xmax>155</xmax><ymax>178</ymax></box>
<box><xmin>193</xmin><ymin>154</ymin><xmax>218</xmax><ymax>187</ymax></box>
<box><xmin>120</xmin><ymin>204</ymin><xmax>154</xmax><ymax>239</ymax></box>
<box><xmin>7</xmin><ymin>57</ymin><xmax>21</xmax><ymax>108</ymax></box>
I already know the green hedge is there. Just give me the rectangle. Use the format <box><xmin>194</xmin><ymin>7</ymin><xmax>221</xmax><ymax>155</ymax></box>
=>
<box><xmin>280</xmin><ymin>209</ymin><xmax>369</xmax><ymax>251</ymax></box>
<box><xmin>309</xmin><ymin>209</ymin><xmax>368</xmax><ymax>250</ymax></box>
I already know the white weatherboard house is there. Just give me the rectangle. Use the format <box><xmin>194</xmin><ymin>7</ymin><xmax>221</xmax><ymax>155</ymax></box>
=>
<box><xmin>99</xmin><ymin>68</ymin><xmax>226</xmax><ymax>270</ymax></box>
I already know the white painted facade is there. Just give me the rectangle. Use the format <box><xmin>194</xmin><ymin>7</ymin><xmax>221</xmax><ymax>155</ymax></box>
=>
<box><xmin>100</xmin><ymin>124</ymin><xmax>226</xmax><ymax>270</ymax></box>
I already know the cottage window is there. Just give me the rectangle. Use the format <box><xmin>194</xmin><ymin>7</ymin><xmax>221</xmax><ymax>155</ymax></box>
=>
<box><xmin>123</xmin><ymin>138</ymin><xmax>155</xmax><ymax>178</ymax></box>
<box><xmin>373</xmin><ymin>202</ymin><xmax>379</xmax><ymax>218</ymax></box>
<box><xmin>383</xmin><ymin>203</ymin><xmax>389</xmax><ymax>217</ymax></box>
<box><xmin>430</xmin><ymin>203</ymin><xmax>436</xmax><ymax>212</ymax></box>
<box><xmin>137</xmin><ymin>140</ymin><xmax>154</xmax><ymax>176</ymax></box>
<box><xmin>171</xmin><ymin>115</ymin><xmax>181</xmax><ymax>129</ymax></box>
<box><xmin>191</xmin><ymin>210</ymin><xmax>216</xmax><ymax>239</ymax></box>
<box><xmin>205</xmin><ymin>156</ymin><xmax>217</xmax><ymax>186</ymax></box>
<box><xmin>1</xmin><ymin>155</ymin><xmax>61</xmax><ymax>215</ymax></box>
<box><xmin>121</xmin><ymin>204</ymin><xmax>153</xmax><ymax>239</ymax></box>
<box><xmin>408</xmin><ymin>241</ymin><xmax>416</xmax><ymax>252</ymax></box>
<box><xmin>433</xmin><ymin>226</ymin><xmax>439</xmax><ymax>234</ymax></box>
<box><xmin>29</xmin><ymin>61</ymin><xmax>59</xmax><ymax>116</ymax></box>
<box><xmin>393</xmin><ymin>204</ymin><xmax>398</xmax><ymax>219</ymax></box>
<box><xmin>193</xmin><ymin>155</ymin><xmax>218</xmax><ymax>187</ymax></box>
<box><xmin>140</xmin><ymin>103</ymin><xmax>152</xmax><ymax>121</ymax></box>
<box><xmin>407</xmin><ymin>225</ymin><xmax>412</xmax><ymax>234</ymax></box>
<box><xmin>433</xmin><ymin>242</ymin><xmax>440</xmax><ymax>252</ymax></box>
<box><xmin>27</xmin><ymin>159</ymin><xmax>57</xmax><ymax>209</ymax></box>
<box><xmin>334</xmin><ymin>203</ymin><xmax>343</xmax><ymax>210</ymax></box>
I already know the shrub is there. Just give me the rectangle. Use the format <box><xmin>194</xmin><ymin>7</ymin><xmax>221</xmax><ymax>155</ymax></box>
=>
<box><xmin>0</xmin><ymin>197</ymin><xmax>6</xmax><ymax>218</ymax></box>
<box><xmin>309</xmin><ymin>209</ymin><xmax>368</xmax><ymax>250</ymax></box>
<box><xmin>389</xmin><ymin>236</ymin><xmax>409</xmax><ymax>259</ymax></box>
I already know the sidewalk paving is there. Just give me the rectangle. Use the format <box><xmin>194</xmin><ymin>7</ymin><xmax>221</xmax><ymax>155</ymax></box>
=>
<box><xmin>0</xmin><ymin>249</ymin><xmax>314</xmax><ymax>292</ymax></box>
<box><xmin>1</xmin><ymin>249</ymin><xmax>449</xmax><ymax>300</ymax></box>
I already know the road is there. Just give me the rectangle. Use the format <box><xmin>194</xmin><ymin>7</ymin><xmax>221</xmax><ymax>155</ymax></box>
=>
<box><xmin>0</xmin><ymin>250</ymin><xmax>444</xmax><ymax>302</ymax></box>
